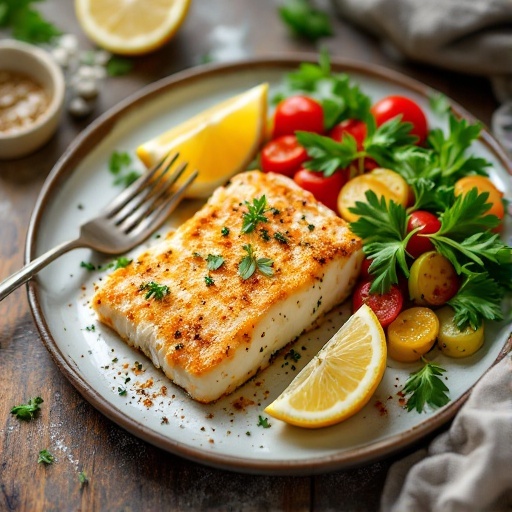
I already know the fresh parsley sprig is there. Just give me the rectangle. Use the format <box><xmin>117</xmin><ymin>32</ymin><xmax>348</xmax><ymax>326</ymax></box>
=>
<box><xmin>348</xmin><ymin>191</ymin><xmax>411</xmax><ymax>293</ymax></box>
<box><xmin>239</xmin><ymin>244</ymin><xmax>274</xmax><ymax>280</ymax></box>
<box><xmin>403</xmin><ymin>359</ymin><xmax>450</xmax><ymax>413</ymax></box>
<box><xmin>139</xmin><ymin>281</ymin><xmax>170</xmax><ymax>300</ymax></box>
<box><xmin>10</xmin><ymin>396</ymin><xmax>44</xmax><ymax>421</ymax></box>
<box><xmin>273</xmin><ymin>50</ymin><xmax>373</xmax><ymax>130</ymax></box>
<box><xmin>241</xmin><ymin>195</ymin><xmax>270</xmax><ymax>234</ymax></box>
<box><xmin>296</xmin><ymin>115</ymin><xmax>416</xmax><ymax>177</ymax></box>
<box><xmin>38</xmin><ymin>449</ymin><xmax>54</xmax><ymax>465</ymax></box>
<box><xmin>447</xmin><ymin>270</ymin><xmax>505</xmax><ymax>330</ymax></box>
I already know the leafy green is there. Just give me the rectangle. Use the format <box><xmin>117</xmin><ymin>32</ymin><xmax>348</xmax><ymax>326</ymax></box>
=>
<box><xmin>273</xmin><ymin>50</ymin><xmax>373</xmax><ymax>130</ymax></box>
<box><xmin>206</xmin><ymin>254</ymin><xmax>224</xmax><ymax>271</ymax></box>
<box><xmin>38</xmin><ymin>449</ymin><xmax>55</xmax><ymax>464</ymax></box>
<box><xmin>278</xmin><ymin>0</ymin><xmax>333</xmax><ymax>42</ymax></box>
<box><xmin>106</xmin><ymin>56</ymin><xmax>133</xmax><ymax>77</ymax></box>
<box><xmin>241</xmin><ymin>195</ymin><xmax>270</xmax><ymax>234</ymax></box>
<box><xmin>403</xmin><ymin>360</ymin><xmax>450</xmax><ymax>413</ymax></box>
<box><xmin>78</xmin><ymin>471</ymin><xmax>89</xmax><ymax>486</ymax></box>
<box><xmin>10</xmin><ymin>396</ymin><xmax>43</xmax><ymax>421</ymax></box>
<box><xmin>239</xmin><ymin>244</ymin><xmax>274</xmax><ymax>280</ymax></box>
<box><xmin>0</xmin><ymin>0</ymin><xmax>60</xmax><ymax>43</ymax></box>
<box><xmin>447</xmin><ymin>270</ymin><xmax>504</xmax><ymax>330</ymax></box>
<box><xmin>429</xmin><ymin>92</ymin><xmax>451</xmax><ymax>115</ymax></box>
<box><xmin>139</xmin><ymin>281</ymin><xmax>170</xmax><ymax>300</ymax></box>
<box><xmin>348</xmin><ymin>191</ymin><xmax>410</xmax><ymax>293</ymax></box>
<box><xmin>257</xmin><ymin>415</ymin><xmax>271</xmax><ymax>428</ymax></box>
<box><xmin>108</xmin><ymin>151</ymin><xmax>141</xmax><ymax>188</ymax></box>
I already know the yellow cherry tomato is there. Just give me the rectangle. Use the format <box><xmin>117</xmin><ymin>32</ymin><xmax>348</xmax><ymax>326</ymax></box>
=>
<box><xmin>387</xmin><ymin>307</ymin><xmax>439</xmax><ymax>362</ymax></box>
<box><xmin>408</xmin><ymin>251</ymin><xmax>459</xmax><ymax>306</ymax></box>
<box><xmin>436</xmin><ymin>306</ymin><xmax>485</xmax><ymax>358</ymax></box>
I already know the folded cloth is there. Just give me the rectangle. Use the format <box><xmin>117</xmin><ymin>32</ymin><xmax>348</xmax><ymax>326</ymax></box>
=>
<box><xmin>331</xmin><ymin>0</ymin><xmax>512</xmax><ymax>100</ymax></box>
<box><xmin>380</xmin><ymin>353</ymin><xmax>512</xmax><ymax>512</ymax></box>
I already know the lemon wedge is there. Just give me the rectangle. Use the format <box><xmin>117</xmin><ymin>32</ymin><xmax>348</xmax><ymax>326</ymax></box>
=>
<box><xmin>136</xmin><ymin>83</ymin><xmax>268</xmax><ymax>198</ymax></box>
<box><xmin>265</xmin><ymin>305</ymin><xmax>387</xmax><ymax>428</ymax></box>
<box><xmin>75</xmin><ymin>0</ymin><xmax>191</xmax><ymax>55</ymax></box>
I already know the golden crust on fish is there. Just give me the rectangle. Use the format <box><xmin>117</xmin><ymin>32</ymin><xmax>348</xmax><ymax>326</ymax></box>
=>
<box><xmin>92</xmin><ymin>170</ymin><xmax>362</xmax><ymax>403</ymax></box>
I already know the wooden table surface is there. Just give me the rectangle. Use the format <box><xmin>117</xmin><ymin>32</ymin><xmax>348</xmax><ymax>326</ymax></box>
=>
<box><xmin>0</xmin><ymin>1</ymin><xmax>500</xmax><ymax>510</ymax></box>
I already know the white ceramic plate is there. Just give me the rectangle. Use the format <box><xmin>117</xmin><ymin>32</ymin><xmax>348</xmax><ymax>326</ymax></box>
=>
<box><xmin>27</xmin><ymin>56</ymin><xmax>512</xmax><ymax>475</ymax></box>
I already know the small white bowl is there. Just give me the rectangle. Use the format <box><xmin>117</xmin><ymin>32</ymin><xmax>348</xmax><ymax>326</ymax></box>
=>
<box><xmin>0</xmin><ymin>39</ymin><xmax>65</xmax><ymax>159</ymax></box>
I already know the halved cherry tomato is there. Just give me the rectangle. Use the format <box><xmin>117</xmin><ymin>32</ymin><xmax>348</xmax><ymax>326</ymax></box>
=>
<box><xmin>329</xmin><ymin>118</ymin><xmax>367</xmax><ymax>149</ymax></box>
<box><xmin>371</xmin><ymin>95</ymin><xmax>428</xmax><ymax>145</ymax></box>
<box><xmin>406</xmin><ymin>210</ymin><xmax>441</xmax><ymax>259</ymax></box>
<box><xmin>293</xmin><ymin>168</ymin><xmax>348</xmax><ymax>212</ymax></box>
<box><xmin>352</xmin><ymin>280</ymin><xmax>404</xmax><ymax>328</ymax></box>
<box><xmin>272</xmin><ymin>95</ymin><xmax>324</xmax><ymax>138</ymax></box>
<box><xmin>260</xmin><ymin>135</ymin><xmax>308</xmax><ymax>177</ymax></box>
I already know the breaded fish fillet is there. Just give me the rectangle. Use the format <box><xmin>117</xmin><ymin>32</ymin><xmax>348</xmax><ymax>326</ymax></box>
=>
<box><xmin>92</xmin><ymin>170</ymin><xmax>362</xmax><ymax>403</ymax></box>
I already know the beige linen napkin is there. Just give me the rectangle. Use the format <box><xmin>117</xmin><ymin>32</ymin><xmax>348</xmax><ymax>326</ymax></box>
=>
<box><xmin>380</xmin><ymin>353</ymin><xmax>512</xmax><ymax>512</ymax></box>
<box><xmin>330</xmin><ymin>0</ymin><xmax>512</xmax><ymax>92</ymax></box>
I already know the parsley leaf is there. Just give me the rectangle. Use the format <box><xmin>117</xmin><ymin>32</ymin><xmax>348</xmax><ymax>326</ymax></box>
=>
<box><xmin>348</xmin><ymin>191</ymin><xmax>410</xmax><ymax>293</ymax></box>
<box><xmin>0</xmin><ymin>0</ymin><xmax>61</xmax><ymax>44</ymax></box>
<box><xmin>108</xmin><ymin>151</ymin><xmax>141</xmax><ymax>188</ymax></box>
<box><xmin>403</xmin><ymin>360</ymin><xmax>450</xmax><ymax>413</ymax></box>
<box><xmin>113</xmin><ymin>256</ymin><xmax>132</xmax><ymax>269</ymax></box>
<box><xmin>106</xmin><ymin>56</ymin><xmax>133</xmax><ymax>77</ymax></box>
<box><xmin>38</xmin><ymin>449</ymin><xmax>55</xmax><ymax>464</ymax></box>
<box><xmin>239</xmin><ymin>244</ymin><xmax>274</xmax><ymax>280</ymax></box>
<box><xmin>273</xmin><ymin>50</ymin><xmax>373</xmax><ymax>130</ymax></box>
<box><xmin>242</xmin><ymin>195</ymin><xmax>270</xmax><ymax>233</ymax></box>
<box><xmin>278</xmin><ymin>0</ymin><xmax>333</xmax><ymax>42</ymax></box>
<box><xmin>10</xmin><ymin>396</ymin><xmax>43</xmax><ymax>421</ymax></box>
<box><xmin>257</xmin><ymin>415</ymin><xmax>271</xmax><ymax>428</ymax></box>
<box><xmin>206</xmin><ymin>254</ymin><xmax>224</xmax><ymax>271</ymax></box>
<box><xmin>139</xmin><ymin>281</ymin><xmax>170</xmax><ymax>300</ymax></box>
<box><xmin>429</xmin><ymin>92</ymin><xmax>451</xmax><ymax>115</ymax></box>
<box><xmin>78</xmin><ymin>471</ymin><xmax>89</xmax><ymax>485</ymax></box>
<box><xmin>447</xmin><ymin>270</ymin><xmax>504</xmax><ymax>330</ymax></box>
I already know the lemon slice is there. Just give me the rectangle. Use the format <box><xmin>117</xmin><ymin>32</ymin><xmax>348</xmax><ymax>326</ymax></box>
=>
<box><xmin>136</xmin><ymin>83</ymin><xmax>268</xmax><ymax>198</ymax></box>
<box><xmin>75</xmin><ymin>0</ymin><xmax>191</xmax><ymax>55</ymax></box>
<box><xmin>265</xmin><ymin>305</ymin><xmax>387</xmax><ymax>428</ymax></box>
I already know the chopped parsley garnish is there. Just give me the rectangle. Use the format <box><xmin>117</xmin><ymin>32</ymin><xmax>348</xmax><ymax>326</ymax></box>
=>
<box><xmin>241</xmin><ymin>195</ymin><xmax>270</xmax><ymax>233</ymax></box>
<box><xmin>204</xmin><ymin>275</ymin><xmax>215</xmax><ymax>287</ymax></box>
<box><xmin>38</xmin><ymin>449</ymin><xmax>54</xmax><ymax>464</ymax></box>
<box><xmin>403</xmin><ymin>359</ymin><xmax>450</xmax><ymax>413</ymax></box>
<box><xmin>80</xmin><ymin>261</ymin><xmax>96</xmax><ymax>271</ymax></box>
<box><xmin>307</xmin><ymin>224</ymin><xmax>315</xmax><ymax>231</ymax></box>
<box><xmin>221</xmin><ymin>226</ymin><xmax>230</xmax><ymax>236</ymax></box>
<box><xmin>273</xmin><ymin>232</ymin><xmax>289</xmax><ymax>244</ymax></box>
<box><xmin>78</xmin><ymin>471</ymin><xmax>89</xmax><ymax>485</ymax></box>
<box><xmin>257</xmin><ymin>415</ymin><xmax>271</xmax><ymax>428</ymax></box>
<box><xmin>113</xmin><ymin>256</ymin><xmax>132</xmax><ymax>269</ymax></box>
<box><xmin>106</xmin><ymin>56</ymin><xmax>133</xmax><ymax>77</ymax></box>
<box><xmin>108</xmin><ymin>150</ymin><xmax>141</xmax><ymax>188</ymax></box>
<box><xmin>85</xmin><ymin>325</ymin><xmax>95</xmax><ymax>332</ymax></box>
<box><xmin>139</xmin><ymin>281</ymin><xmax>170</xmax><ymax>300</ymax></box>
<box><xmin>118</xmin><ymin>387</ymin><xmax>127</xmax><ymax>396</ymax></box>
<box><xmin>10</xmin><ymin>396</ymin><xmax>43</xmax><ymax>421</ymax></box>
<box><xmin>259</xmin><ymin>228</ymin><xmax>271</xmax><ymax>241</ymax></box>
<box><xmin>206</xmin><ymin>254</ymin><xmax>224</xmax><ymax>271</ymax></box>
<box><xmin>238</xmin><ymin>244</ymin><xmax>274</xmax><ymax>280</ymax></box>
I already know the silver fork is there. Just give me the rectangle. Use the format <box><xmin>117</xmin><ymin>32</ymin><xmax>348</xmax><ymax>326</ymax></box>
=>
<box><xmin>0</xmin><ymin>152</ymin><xmax>198</xmax><ymax>301</ymax></box>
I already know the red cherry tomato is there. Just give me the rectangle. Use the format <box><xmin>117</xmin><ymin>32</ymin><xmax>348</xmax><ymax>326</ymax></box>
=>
<box><xmin>352</xmin><ymin>280</ymin><xmax>404</xmax><ymax>328</ymax></box>
<box><xmin>360</xmin><ymin>257</ymin><xmax>373</xmax><ymax>280</ymax></box>
<box><xmin>371</xmin><ymin>95</ymin><xmax>428</xmax><ymax>145</ymax></box>
<box><xmin>329</xmin><ymin>119</ymin><xmax>367</xmax><ymax>149</ymax></box>
<box><xmin>406</xmin><ymin>211</ymin><xmax>441</xmax><ymax>259</ymax></box>
<box><xmin>273</xmin><ymin>95</ymin><xmax>324</xmax><ymax>138</ymax></box>
<box><xmin>293</xmin><ymin>168</ymin><xmax>347</xmax><ymax>212</ymax></box>
<box><xmin>260</xmin><ymin>135</ymin><xmax>308</xmax><ymax>177</ymax></box>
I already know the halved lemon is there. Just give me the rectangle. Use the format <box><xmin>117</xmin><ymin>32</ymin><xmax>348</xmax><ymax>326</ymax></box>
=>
<box><xmin>75</xmin><ymin>0</ymin><xmax>191</xmax><ymax>55</ymax></box>
<box><xmin>137</xmin><ymin>83</ymin><xmax>268</xmax><ymax>198</ymax></box>
<box><xmin>264</xmin><ymin>304</ymin><xmax>387</xmax><ymax>428</ymax></box>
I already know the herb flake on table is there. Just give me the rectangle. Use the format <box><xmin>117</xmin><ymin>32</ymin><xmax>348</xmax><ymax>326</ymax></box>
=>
<box><xmin>10</xmin><ymin>396</ymin><xmax>44</xmax><ymax>421</ymax></box>
<box><xmin>78</xmin><ymin>471</ymin><xmax>89</xmax><ymax>485</ymax></box>
<box><xmin>278</xmin><ymin>0</ymin><xmax>333</xmax><ymax>42</ymax></box>
<box><xmin>0</xmin><ymin>0</ymin><xmax>61</xmax><ymax>44</ymax></box>
<box><xmin>38</xmin><ymin>449</ymin><xmax>54</xmax><ymax>464</ymax></box>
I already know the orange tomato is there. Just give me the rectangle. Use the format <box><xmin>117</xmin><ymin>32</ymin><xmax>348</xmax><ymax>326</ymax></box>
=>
<box><xmin>454</xmin><ymin>176</ymin><xmax>504</xmax><ymax>230</ymax></box>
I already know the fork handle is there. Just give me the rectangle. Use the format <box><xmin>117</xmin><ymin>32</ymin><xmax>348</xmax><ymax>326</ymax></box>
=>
<box><xmin>0</xmin><ymin>238</ymin><xmax>85</xmax><ymax>302</ymax></box>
